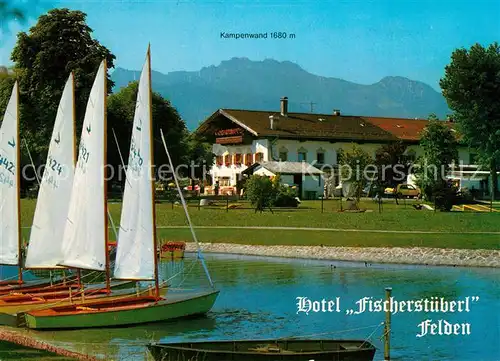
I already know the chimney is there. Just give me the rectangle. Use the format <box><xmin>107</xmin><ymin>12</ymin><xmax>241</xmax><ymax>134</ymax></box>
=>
<box><xmin>269</xmin><ymin>115</ymin><xmax>280</xmax><ymax>130</ymax></box>
<box><xmin>280</xmin><ymin>97</ymin><xmax>288</xmax><ymax>117</ymax></box>
<box><xmin>333</xmin><ymin>109</ymin><xmax>341</xmax><ymax>116</ymax></box>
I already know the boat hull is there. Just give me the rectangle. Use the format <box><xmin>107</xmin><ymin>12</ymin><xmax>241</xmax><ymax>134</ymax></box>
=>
<box><xmin>24</xmin><ymin>289</ymin><xmax>219</xmax><ymax>329</ymax></box>
<box><xmin>147</xmin><ymin>339</ymin><xmax>376</xmax><ymax>361</ymax></box>
<box><xmin>0</xmin><ymin>280</ymin><xmax>135</xmax><ymax>315</ymax></box>
<box><xmin>0</xmin><ymin>276</ymin><xmax>77</xmax><ymax>295</ymax></box>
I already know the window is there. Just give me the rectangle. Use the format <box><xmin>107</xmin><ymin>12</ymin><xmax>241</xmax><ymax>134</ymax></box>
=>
<box><xmin>245</xmin><ymin>153</ymin><xmax>253</xmax><ymax>166</ymax></box>
<box><xmin>316</xmin><ymin>152</ymin><xmax>325</xmax><ymax>164</ymax></box>
<box><xmin>278</xmin><ymin>147</ymin><xmax>288</xmax><ymax>162</ymax></box>
<box><xmin>224</xmin><ymin>154</ymin><xmax>231</xmax><ymax>166</ymax></box>
<box><xmin>255</xmin><ymin>152</ymin><xmax>264</xmax><ymax>162</ymax></box>
<box><xmin>215</xmin><ymin>155</ymin><xmax>223</xmax><ymax>166</ymax></box>
<box><xmin>469</xmin><ymin>153</ymin><xmax>478</xmax><ymax>165</ymax></box>
<box><xmin>297</xmin><ymin>147</ymin><xmax>307</xmax><ymax>162</ymax></box>
<box><xmin>235</xmin><ymin>154</ymin><xmax>242</xmax><ymax>165</ymax></box>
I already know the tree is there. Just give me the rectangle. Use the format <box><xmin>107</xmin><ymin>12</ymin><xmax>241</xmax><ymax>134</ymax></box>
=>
<box><xmin>245</xmin><ymin>175</ymin><xmax>276</xmax><ymax>213</ymax></box>
<box><xmin>414</xmin><ymin>116</ymin><xmax>458</xmax><ymax>210</ymax></box>
<box><xmin>374</xmin><ymin>141</ymin><xmax>408</xmax><ymax>187</ymax></box>
<box><xmin>183</xmin><ymin>132</ymin><xmax>215</xmax><ymax>190</ymax></box>
<box><xmin>10</xmin><ymin>8</ymin><xmax>116</xmax><ymax>162</ymax></box>
<box><xmin>0</xmin><ymin>70</ymin><xmax>15</xmax><ymax>115</ymax></box>
<box><xmin>440</xmin><ymin>42</ymin><xmax>500</xmax><ymax>199</ymax></box>
<box><xmin>107</xmin><ymin>81</ymin><xmax>188</xmax><ymax>186</ymax></box>
<box><xmin>338</xmin><ymin>144</ymin><xmax>373</xmax><ymax>205</ymax></box>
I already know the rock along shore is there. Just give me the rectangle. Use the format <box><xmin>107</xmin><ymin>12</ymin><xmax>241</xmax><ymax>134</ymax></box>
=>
<box><xmin>185</xmin><ymin>243</ymin><xmax>500</xmax><ymax>268</ymax></box>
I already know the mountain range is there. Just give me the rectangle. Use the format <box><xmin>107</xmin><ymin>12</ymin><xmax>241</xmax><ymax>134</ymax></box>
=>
<box><xmin>111</xmin><ymin>57</ymin><xmax>450</xmax><ymax>130</ymax></box>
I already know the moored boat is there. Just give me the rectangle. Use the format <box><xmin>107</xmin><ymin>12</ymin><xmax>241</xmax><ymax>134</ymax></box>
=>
<box><xmin>24</xmin><ymin>289</ymin><xmax>218</xmax><ymax>329</ymax></box>
<box><xmin>24</xmin><ymin>46</ymin><xmax>219</xmax><ymax>330</ymax></box>
<box><xmin>0</xmin><ymin>71</ymin><xmax>142</xmax><ymax>319</ymax></box>
<box><xmin>0</xmin><ymin>276</ymin><xmax>75</xmax><ymax>295</ymax></box>
<box><xmin>147</xmin><ymin>339</ymin><xmax>377</xmax><ymax>361</ymax></box>
<box><xmin>0</xmin><ymin>280</ymin><xmax>136</xmax><ymax>314</ymax></box>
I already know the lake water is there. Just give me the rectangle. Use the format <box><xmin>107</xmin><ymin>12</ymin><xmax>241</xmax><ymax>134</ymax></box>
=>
<box><xmin>5</xmin><ymin>253</ymin><xmax>499</xmax><ymax>361</ymax></box>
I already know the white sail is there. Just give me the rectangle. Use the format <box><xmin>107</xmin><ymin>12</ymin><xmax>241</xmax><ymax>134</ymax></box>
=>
<box><xmin>59</xmin><ymin>61</ymin><xmax>107</xmax><ymax>271</ymax></box>
<box><xmin>113</xmin><ymin>50</ymin><xmax>155</xmax><ymax>280</ymax></box>
<box><xmin>25</xmin><ymin>74</ymin><xmax>75</xmax><ymax>269</ymax></box>
<box><xmin>0</xmin><ymin>82</ymin><xmax>19</xmax><ymax>266</ymax></box>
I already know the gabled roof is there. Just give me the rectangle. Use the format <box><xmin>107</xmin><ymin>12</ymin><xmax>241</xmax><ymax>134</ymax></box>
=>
<box><xmin>197</xmin><ymin>109</ymin><xmax>400</xmax><ymax>142</ymax></box>
<box><xmin>362</xmin><ymin>116</ymin><xmax>443</xmax><ymax>141</ymax></box>
<box><xmin>196</xmin><ymin>108</ymin><xmax>451</xmax><ymax>142</ymax></box>
<box><xmin>242</xmin><ymin>161</ymin><xmax>324</xmax><ymax>175</ymax></box>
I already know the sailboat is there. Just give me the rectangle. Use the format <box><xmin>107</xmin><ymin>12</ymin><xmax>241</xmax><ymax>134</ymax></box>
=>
<box><xmin>0</xmin><ymin>76</ymin><xmax>77</xmax><ymax>299</ymax></box>
<box><xmin>0</xmin><ymin>81</ymin><xmax>79</xmax><ymax>297</ymax></box>
<box><xmin>0</xmin><ymin>81</ymin><xmax>24</xmax><ymax>288</ymax></box>
<box><xmin>24</xmin><ymin>46</ymin><xmax>219</xmax><ymax>330</ymax></box>
<box><xmin>0</xmin><ymin>70</ymin><xmax>138</xmax><ymax>315</ymax></box>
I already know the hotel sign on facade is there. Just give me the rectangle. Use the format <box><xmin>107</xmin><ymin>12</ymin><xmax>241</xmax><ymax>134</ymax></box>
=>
<box><xmin>215</xmin><ymin>128</ymin><xmax>244</xmax><ymax>144</ymax></box>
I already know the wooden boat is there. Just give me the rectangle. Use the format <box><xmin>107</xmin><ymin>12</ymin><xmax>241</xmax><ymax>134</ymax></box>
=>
<box><xmin>0</xmin><ymin>276</ymin><xmax>75</xmax><ymax>295</ymax></box>
<box><xmin>24</xmin><ymin>289</ymin><xmax>218</xmax><ymax>329</ymax></box>
<box><xmin>0</xmin><ymin>282</ymin><xmax>164</xmax><ymax>315</ymax></box>
<box><xmin>25</xmin><ymin>46</ymin><xmax>219</xmax><ymax>330</ymax></box>
<box><xmin>0</xmin><ymin>277</ymin><xmax>136</xmax><ymax>314</ymax></box>
<box><xmin>0</xmin><ymin>80</ymin><xmax>83</xmax><ymax>294</ymax></box>
<box><xmin>0</xmin><ymin>72</ymin><xmax>138</xmax><ymax>316</ymax></box>
<box><xmin>147</xmin><ymin>339</ymin><xmax>377</xmax><ymax>361</ymax></box>
<box><xmin>0</xmin><ymin>75</ymin><xmax>89</xmax><ymax>296</ymax></box>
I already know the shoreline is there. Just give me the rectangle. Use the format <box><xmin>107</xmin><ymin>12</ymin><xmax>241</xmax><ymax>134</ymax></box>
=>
<box><xmin>185</xmin><ymin>243</ymin><xmax>500</xmax><ymax>268</ymax></box>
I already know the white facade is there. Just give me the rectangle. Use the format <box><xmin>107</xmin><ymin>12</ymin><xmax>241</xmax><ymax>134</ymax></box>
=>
<box><xmin>252</xmin><ymin>165</ymin><xmax>324</xmax><ymax>199</ymax></box>
<box><xmin>210</xmin><ymin>137</ymin><xmax>479</xmax><ymax>192</ymax></box>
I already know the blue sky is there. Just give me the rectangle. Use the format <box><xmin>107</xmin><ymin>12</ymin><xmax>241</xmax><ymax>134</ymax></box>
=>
<box><xmin>1</xmin><ymin>0</ymin><xmax>498</xmax><ymax>90</ymax></box>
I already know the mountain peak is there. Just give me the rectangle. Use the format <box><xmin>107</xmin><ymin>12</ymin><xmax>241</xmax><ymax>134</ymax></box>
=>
<box><xmin>211</xmin><ymin>57</ymin><xmax>305</xmax><ymax>72</ymax></box>
<box><xmin>376</xmin><ymin>76</ymin><xmax>437</xmax><ymax>92</ymax></box>
<box><xmin>111</xmin><ymin>58</ymin><xmax>449</xmax><ymax>129</ymax></box>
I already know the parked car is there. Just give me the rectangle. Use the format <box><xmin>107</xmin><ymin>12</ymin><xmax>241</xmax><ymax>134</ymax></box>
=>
<box><xmin>395</xmin><ymin>184</ymin><xmax>421</xmax><ymax>198</ymax></box>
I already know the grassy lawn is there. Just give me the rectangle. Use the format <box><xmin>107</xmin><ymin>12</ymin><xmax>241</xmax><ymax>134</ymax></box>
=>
<box><xmin>20</xmin><ymin>198</ymin><xmax>500</xmax><ymax>250</ymax></box>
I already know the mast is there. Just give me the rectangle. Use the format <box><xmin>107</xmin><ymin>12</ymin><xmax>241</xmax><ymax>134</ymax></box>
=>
<box><xmin>16</xmin><ymin>82</ymin><xmax>22</xmax><ymax>284</ymax></box>
<box><xmin>71</xmin><ymin>71</ymin><xmax>82</xmax><ymax>287</ymax></box>
<box><xmin>148</xmin><ymin>45</ymin><xmax>160</xmax><ymax>298</ymax></box>
<box><xmin>103</xmin><ymin>59</ymin><xmax>111</xmax><ymax>293</ymax></box>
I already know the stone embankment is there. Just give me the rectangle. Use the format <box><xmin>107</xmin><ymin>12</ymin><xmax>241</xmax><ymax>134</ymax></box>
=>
<box><xmin>185</xmin><ymin>243</ymin><xmax>500</xmax><ymax>268</ymax></box>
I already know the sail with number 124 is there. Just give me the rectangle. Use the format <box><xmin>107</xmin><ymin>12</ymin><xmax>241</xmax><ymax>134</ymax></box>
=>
<box><xmin>25</xmin><ymin>73</ymin><xmax>76</xmax><ymax>269</ymax></box>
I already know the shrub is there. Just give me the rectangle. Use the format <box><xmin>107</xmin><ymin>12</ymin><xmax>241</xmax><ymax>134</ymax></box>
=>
<box><xmin>432</xmin><ymin>182</ymin><xmax>460</xmax><ymax>211</ymax></box>
<box><xmin>245</xmin><ymin>174</ymin><xmax>300</xmax><ymax>210</ymax></box>
<box><xmin>274</xmin><ymin>185</ymin><xmax>298</xmax><ymax>207</ymax></box>
<box><xmin>245</xmin><ymin>175</ymin><xmax>276</xmax><ymax>212</ymax></box>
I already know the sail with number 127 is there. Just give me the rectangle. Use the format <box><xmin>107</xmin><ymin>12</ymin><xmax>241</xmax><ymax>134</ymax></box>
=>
<box><xmin>58</xmin><ymin>61</ymin><xmax>108</xmax><ymax>272</ymax></box>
